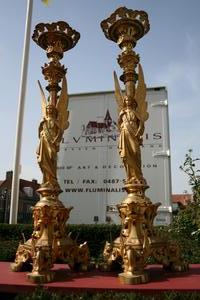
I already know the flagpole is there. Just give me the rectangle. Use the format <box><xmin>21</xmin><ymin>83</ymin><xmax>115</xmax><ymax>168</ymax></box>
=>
<box><xmin>9</xmin><ymin>0</ymin><xmax>33</xmax><ymax>224</ymax></box>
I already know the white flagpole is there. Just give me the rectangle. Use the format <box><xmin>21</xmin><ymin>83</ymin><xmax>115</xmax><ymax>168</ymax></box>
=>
<box><xmin>9</xmin><ymin>0</ymin><xmax>33</xmax><ymax>224</ymax></box>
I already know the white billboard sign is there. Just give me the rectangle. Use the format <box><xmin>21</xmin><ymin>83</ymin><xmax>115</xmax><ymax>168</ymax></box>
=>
<box><xmin>58</xmin><ymin>87</ymin><xmax>172</xmax><ymax>225</ymax></box>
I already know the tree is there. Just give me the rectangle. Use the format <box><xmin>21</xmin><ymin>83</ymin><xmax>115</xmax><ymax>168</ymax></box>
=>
<box><xmin>180</xmin><ymin>149</ymin><xmax>200</xmax><ymax>203</ymax></box>
<box><xmin>178</xmin><ymin>149</ymin><xmax>200</xmax><ymax>240</ymax></box>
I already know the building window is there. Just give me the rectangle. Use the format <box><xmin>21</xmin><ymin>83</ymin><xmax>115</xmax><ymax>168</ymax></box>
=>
<box><xmin>23</xmin><ymin>187</ymin><xmax>33</xmax><ymax>197</ymax></box>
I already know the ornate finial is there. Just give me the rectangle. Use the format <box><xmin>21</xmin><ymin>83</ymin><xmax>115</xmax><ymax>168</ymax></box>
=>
<box><xmin>101</xmin><ymin>7</ymin><xmax>150</xmax><ymax>48</ymax></box>
<box><xmin>32</xmin><ymin>21</ymin><xmax>80</xmax><ymax>54</ymax></box>
<box><xmin>32</xmin><ymin>21</ymin><xmax>80</xmax><ymax>102</ymax></box>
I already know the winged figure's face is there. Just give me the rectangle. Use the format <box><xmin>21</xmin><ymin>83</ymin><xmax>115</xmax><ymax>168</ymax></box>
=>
<box><xmin>46</xmin><ymin>105</ymin><xmax>57</xmax><ymax>118</ymax></box>
<box><xmin>124</xmin><ymin>96</ymin><xmax>132</xmax><ymax>108</ymax></box>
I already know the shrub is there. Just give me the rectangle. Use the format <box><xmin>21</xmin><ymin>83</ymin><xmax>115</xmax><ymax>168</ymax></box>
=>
<box><xmin>0</xmin><ymin>220</ymin><xmax>199</xmax><ymax>263</ymax></box>
<box><xmin>169</xmin><ymin>203</ymin><xmax>200</xmax><ymax>263</ymax></box>
<box><xmin>0</xmin><ymin>223</ymin><xmax>33</xmax><ymax>241</ymax></box>
<box><xmin>67</xmin><ymin>224</ymin><xmax>120</xmax><ymax>258</ymax></box>
<box><xmin>0</xmin><ymin>223</ymin><xmax>121</xmax><ymax>261</ymax></box>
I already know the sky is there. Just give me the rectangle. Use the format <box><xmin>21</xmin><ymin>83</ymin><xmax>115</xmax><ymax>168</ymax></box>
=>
<box><xmin>0</xmin><ymin>0</ymin><xmax>200</xmax><ymax>194</ymax></box>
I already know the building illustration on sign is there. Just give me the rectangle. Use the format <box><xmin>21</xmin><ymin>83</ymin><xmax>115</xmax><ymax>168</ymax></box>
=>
<box><xmin>82</xmin><ymin>110</ymin><xmax>118</xmax><ymax>136</ymax></box>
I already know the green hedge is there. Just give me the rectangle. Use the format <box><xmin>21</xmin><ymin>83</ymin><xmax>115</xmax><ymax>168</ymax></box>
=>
<box><xmin>68</xmin><ymin>224</ymin><xmax>120</xmax><ymax>258</ymax></box>
<box><xmin>0</xmin><ymin>215</ymin><xmax>200</xmax><ymax>263</ymax></box>
<box><xmin>0</xmin><ymin>223</ymin><xmax>121</xmax><ymax>261</ymax></box>
<box><xmin>0</xmin><ymin>224</ymin><xmax>33</xmax><ymax>261</ymax></box>
<box><xmin>0</xmin><ymin>224</ymin><xmax>33</xmax><ymax>241</ymax></box>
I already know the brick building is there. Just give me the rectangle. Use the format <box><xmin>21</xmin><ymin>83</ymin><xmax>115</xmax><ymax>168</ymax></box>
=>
<box><xmin>172</xmin><ymin>193</ymin><xmax>193</xmax><ymax>211</ymax></box>
<box><xmin>0</xmin><ymin>171</ymin><xmax>40</xmax><ymax>223</ymax></box>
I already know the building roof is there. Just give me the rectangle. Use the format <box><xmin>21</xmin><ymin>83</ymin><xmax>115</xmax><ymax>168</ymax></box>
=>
<box><xmin>69</xmin><ymin>86</ymin><xmax>167</xmax><ymax>98</ymax></box>
<box><xmin>87</xmin><ymin>121</ymin><xmax>98</xmax><ymax>127</ymax></box>
<box><xmin>104</xmin><ymin>110</ymin><xmax>112</xmax><ymax>121</ymax></box>
<box><xmin>172</xmin><ymin>194</ymin><xmax>192</xmax><ymax>206</ymax></box>
<box><xmin>0</xmin><ymin>171</ymin><xmax>40</xmax><ymax>198</ymax></box>
<box><xmin>19</xmin><ymin>179</ymin><xmax>39</xmax><ymax>191</ymax></box>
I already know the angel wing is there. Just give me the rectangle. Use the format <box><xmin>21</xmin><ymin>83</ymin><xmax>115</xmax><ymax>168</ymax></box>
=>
<box><xmin>38</xmin><ymin>80</ymin><xmax>47</xmax><ymax>118</ymax></box>
<box><xmin>56</xmin><ymin>75</ymin><xmax>69</xmax><ymax>131</ymax></box>
<box><xmin>135</xmin><ymin>64</ymin><xmax>149</xmax><ymax>122</ymax></box>
<box><xmin>114</xmin><ymin>71</ymin><xmax>124</xmax><ymax>113</ymax></box>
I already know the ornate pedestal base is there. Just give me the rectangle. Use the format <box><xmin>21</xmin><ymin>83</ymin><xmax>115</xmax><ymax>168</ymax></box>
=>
<box><xmin>11</xmin><ymin>192</ymin><xmax>89</xmax><ymax>282</ymax></box>
<box><xmin>119</xmin><ymin>271</ymin><xmax>149</xmax><ymax>285</ymax></box>
<box><xmin>103</xmin><ymin>193</ymin><xmax>188</xmax><ymax>284</ymax></box>
<box><xmin>27</xmin><ymin>271</ymin><xmax>55</xmax><ymax>284</ymax></box>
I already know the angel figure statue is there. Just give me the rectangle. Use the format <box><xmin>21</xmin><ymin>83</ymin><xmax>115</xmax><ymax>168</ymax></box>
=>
<box><xmin>114</xmin><ymin>64</ymin><xmax>149</xmax><ymax>185</ymax></box>
<box><xmin>37</xmin><ymin>76</ymin><xmax>69</xmax><ymax>190</ymax></box>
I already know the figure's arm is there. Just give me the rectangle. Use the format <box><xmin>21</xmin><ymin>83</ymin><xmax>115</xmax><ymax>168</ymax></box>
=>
<box><xmin>136</xmin><ymin>120</ymin><xmax>144</xmax><ymax>136</ymax></box>
<box><xmin>52</xmin><ymin>122</ymin><xmax>63</xmax><ymax>145</ymax></box>
<box><xmin>118</xmin><ymin>109</ymin><xmax>126</xmax><ymax>129</ymax></box>
<box><xmin>38</xmin><ymin>119</ymin><xmax>44</xmax><ymax>138</ymax></box>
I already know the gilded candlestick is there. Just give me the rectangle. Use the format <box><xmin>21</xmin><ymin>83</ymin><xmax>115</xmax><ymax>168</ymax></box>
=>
<box><xmin>11</xmin><ymin>21</ymin><xmax>89</xmax><ymax>283</ymax></box>
<box><xmin>101</xmin><ymin>7</ymin><xmax>188</xmax><ymax>284</ymax></box>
